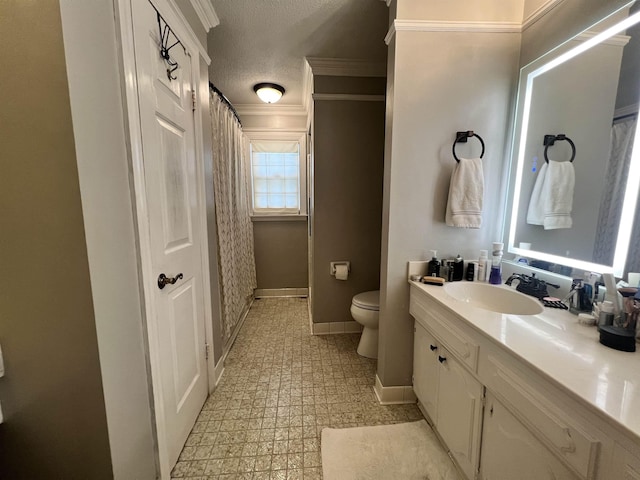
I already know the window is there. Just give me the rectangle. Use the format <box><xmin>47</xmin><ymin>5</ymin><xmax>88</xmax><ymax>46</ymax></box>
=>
<box><xmin>249</xmin><ymin>135</ymin><xmax>307</xmax><ymax>217</ymax></box>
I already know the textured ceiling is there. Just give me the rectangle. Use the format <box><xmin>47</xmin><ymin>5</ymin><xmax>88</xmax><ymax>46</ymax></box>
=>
<box><xmin>207</xmin><ymin>0</ymin><xmax>389</xmax><ymax>107</ymax></box>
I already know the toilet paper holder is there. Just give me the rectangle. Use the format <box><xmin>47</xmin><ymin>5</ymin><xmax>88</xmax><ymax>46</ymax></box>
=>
<box><xmin>330</xmin><ymin>261</ymin><xmax>351</xmax><ymax>276</ymax></box>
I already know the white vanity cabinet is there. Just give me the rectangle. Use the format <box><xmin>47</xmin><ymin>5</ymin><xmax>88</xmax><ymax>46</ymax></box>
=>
<box><xmin>481</xmin><ymin>392</ymin><xmax>580</xmax><ymax>480</ymax></box>
<box><xmin>413</xmin><ymin>312</ymin><xmax>483</xmax><ymax>479</ymax></box>
<box><xmin>409</xmin><ymin>280</ymin><xmax>640</xmax><ymax>480</ymax></box>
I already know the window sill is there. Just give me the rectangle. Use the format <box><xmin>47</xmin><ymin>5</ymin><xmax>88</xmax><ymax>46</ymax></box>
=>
<box><xmin>251</xmin><ymin>214</ymin><xmax>308</xmax><ymax>222</ymax></box>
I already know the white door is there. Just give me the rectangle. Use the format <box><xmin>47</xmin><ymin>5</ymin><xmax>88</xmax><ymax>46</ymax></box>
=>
<box><xmin>131</xmin><ymin>0</ymin><xmax>208</xmax><ymax>473</ymax></box>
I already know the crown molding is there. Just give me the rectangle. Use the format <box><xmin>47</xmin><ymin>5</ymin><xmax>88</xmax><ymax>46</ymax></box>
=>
<box><xmin>385</xmin><ymin>20</ymin><xmax>521</xmax><ymax>45</ymax></box>
<box><xmin>302</xmin><ymin>59</ymin><xmax>313</xmax><ymax>117</ymax></box>
<box><xmin>522</xmin><ymin>0</ymin><xmax>566</xmax><ymax>31</ymax></box>
<box><xmin>242</xmin><ymin>127</ymin><xmax>308</xmax><ymax>134</ymax></box>
<box><xmin>614</xmin><ymin>103</ymin><xmax>639</xmax><ymax>119</ymax></box>
<box><xmin>306</xmin><ymin>57</ymin><xmax>386</xmax><ymax>77</ymax></box>
<box><xmin>190</xmin><ymin>0</ymin><xmax>220</xmax><ymax>32</ymax></box>
<box><xmin>574</xmin><ymin>31</ymin><xmax>630</xmax><ymax>47</ymax></box>
<box><xmin>312</xmin><ymin>93</ymin><xmax>385</xmax><ymax>102</ymax></box>
<box><xmin>234</xmin><ymin>103</ymin><xmax>308</xmax><ymax>117</ymax></box>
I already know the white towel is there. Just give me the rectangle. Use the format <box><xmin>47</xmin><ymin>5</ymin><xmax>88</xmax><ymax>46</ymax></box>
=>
<box><xmin>445</xmin><ymin>157</ymin><xmax>484</xmax><ymax>228</ymax></box>
<box><xmin>543</xmin><ymin>160</ymin><xmax>575</xmax><ymax>230</ymax></box>
<box><xmin>526</xmin><ymin>162</ymin><xmax>547</xmax><ymax>225</ymax></box>
<box><xmin>526</xmin><ymin>161</ymin><xmax>575</xmax><ymax>229</ymax></box>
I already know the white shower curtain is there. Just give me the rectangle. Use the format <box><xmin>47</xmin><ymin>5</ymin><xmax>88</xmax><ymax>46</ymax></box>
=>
<box><xmin>210</xmin><ymin>89</ymin><xmax>256</xmax><ymax>344</ymax></box>
<box><xmin>593</xmin><ymin>116</ymin><xmax>638</xmax><ymax>272</ymax></box>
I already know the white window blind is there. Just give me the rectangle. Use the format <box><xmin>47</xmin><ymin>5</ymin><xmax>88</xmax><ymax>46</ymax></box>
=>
<box><xmin>250</xmin><ymin>140</ymin><xmax>301</xmax><ymax>213</ymax></box>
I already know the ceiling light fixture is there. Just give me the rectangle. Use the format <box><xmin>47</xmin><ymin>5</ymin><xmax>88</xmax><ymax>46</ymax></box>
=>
<box><xmin>253</xmin><ymin>83</ymin><xmax>285</xmax><ymax>104</ymax></box>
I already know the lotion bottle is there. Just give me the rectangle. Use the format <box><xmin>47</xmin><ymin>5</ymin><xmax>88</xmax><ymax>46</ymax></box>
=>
<box><xmin>478</xmin><ymin>250</ymin><xmax>488</xmax><ymax>282</ymax></box>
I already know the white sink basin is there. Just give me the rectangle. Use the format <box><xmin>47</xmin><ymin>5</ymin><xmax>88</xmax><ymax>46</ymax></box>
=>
<box><xmin>443</xmin><ymin>282</ymin><xmax>544</xmax><ymax>315</ymax></box>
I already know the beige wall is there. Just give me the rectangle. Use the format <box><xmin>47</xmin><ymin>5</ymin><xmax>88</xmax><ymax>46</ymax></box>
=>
<box><xmin>311</xmin><ymin>76</ymin><xmax>386</xmax><ymax>324</ymax></box>
<box><xmin>397</xmin><ymin>0</ymin><xmax>524</xmax><ymax>22</ymax></box>
<box><xmin>254</xmin><ymin>221</ymin><xmax>309</xmax><ymax>289</ymax></box>
<box><xmin>378</xmin><ymin>0</ymin><xmax>521</xmax><ymax>386</ymax></box>
<box><xmin>0</xmin><ymin>1</ymin><xmax>112</xmax><ymax>477</ymax></box>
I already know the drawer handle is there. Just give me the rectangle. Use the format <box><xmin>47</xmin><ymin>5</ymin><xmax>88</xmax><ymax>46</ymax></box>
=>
<box><xmin>430</xmin><ymin>344</ymin><xmax>437</xmax><ymax>351</ymax></box>
<box><xmin>560</xmin><ymin>428</ymin><xmax>576</xmax><ymax>454</ymax></box>
<box><xmin>438</xmin><ymin>355</ymin><xmax>447</xmax><ymax>364</ymax></box>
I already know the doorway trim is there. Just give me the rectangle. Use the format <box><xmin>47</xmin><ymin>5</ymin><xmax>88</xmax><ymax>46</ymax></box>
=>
<box><xmin>115</xmin><ymin>0</ymin><xmax>216</xmax><ymax>477</ymax></box>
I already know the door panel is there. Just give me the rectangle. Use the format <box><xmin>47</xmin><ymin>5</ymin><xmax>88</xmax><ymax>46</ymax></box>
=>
<box><xmin>157</xmin><ymin>117</ymin><xmax>191</xmax><ymax>249</ymax></box>
<box><xmin>132</xmin><ymin>0</ymin><xmax>208</xmax><ymax>473</ymax></box>
<box><xmin>437</xmin><ymin>347</ymin><xmax>483</xmax><ymax>480</ymax></box>
<box><xmin>413</xmin><ymin>322</ymin><xmax>439</xmax><ymax>421</ymax></box>
<box><xmin>481</xmin><ymin>393</ymin><xmax>580</xmax><ymax>480</ymax></box>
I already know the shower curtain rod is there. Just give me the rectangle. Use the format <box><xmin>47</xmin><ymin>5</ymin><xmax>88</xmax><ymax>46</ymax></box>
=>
<box><xmin>209</xmin><ymin>82</ymin><xmax>242</xmax><ymax>126</ymax></box>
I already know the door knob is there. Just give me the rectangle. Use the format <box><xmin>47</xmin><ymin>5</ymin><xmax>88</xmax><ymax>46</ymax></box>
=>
<box><xmin>438</xmin><ymin>355</ymin><xmax>447</xmax><ymax>364</ymax></box>
<box><xmin>158</xmin><ymin>273</ymin><xmax>184</xmax><ymax>289</ymax></box>
<box><xmin>430</xmin><ymin>344</ymin><xmax>437</xmax><ymax>351</ymax></box>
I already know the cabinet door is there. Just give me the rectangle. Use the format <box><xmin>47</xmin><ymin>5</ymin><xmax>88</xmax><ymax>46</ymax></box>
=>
<box><xmin>611</xmin><ymin>444</ymin><xmax>640</xmax><ymax>479</ymax></box>
<box><xmin>481</xmin><ymin>393</ymin><xmax>580</xmax><ymax>480</ymax></box>
<box><xmin>437</xmin><ymin>346</ymin><xmax>483</xmax><ymax>480</ymax></box>
<box><xmin>413</xmin><ymin>322</ymin><xmax>439</xmax><ymax>421</ymax></box>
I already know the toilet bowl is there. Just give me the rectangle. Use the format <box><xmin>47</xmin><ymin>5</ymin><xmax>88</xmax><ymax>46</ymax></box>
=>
<box><xmin>350</xmin><ymin>290</ymin><xmax>380</xmax><ymax>359</ymax></box>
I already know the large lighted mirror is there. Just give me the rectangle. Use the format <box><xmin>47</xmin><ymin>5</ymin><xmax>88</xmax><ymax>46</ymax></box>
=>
<box><xmin>505</xmin><ymin>1</ymin><xmax>640</xmax><ymax>277</ymax></box>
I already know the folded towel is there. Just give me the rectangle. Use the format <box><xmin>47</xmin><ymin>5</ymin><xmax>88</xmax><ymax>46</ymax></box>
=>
<box><xmin>526</xmin><ymin>162</ymin><xmax>547</xmax><ymax>225</ymax></box>
<box><xmin>446</xmin><ymin>157</ymin><xmax>484</xmax><ymax>228</ymax></box>
<box><xmin>526</xmin><ymin>161</ymin><xmax>575</xmax><ymax>229</ymax></box>
<box><xmin>543</xmin><ymin>160</ymin><xmax>575</xmax><ymax>230</ymax></box>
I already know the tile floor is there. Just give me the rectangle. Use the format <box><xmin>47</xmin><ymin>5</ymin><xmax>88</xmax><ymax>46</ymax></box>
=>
<box><xmin>171</xmin><ymin>297</ymin><xmax>424</xmax><ymax>480</ymax></box>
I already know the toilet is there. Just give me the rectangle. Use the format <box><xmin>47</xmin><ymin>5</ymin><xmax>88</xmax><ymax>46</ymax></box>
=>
<box><xmin>350</xmin><ymin>290</ymin><xmax>380</xmax><ymax>359</ymax></box>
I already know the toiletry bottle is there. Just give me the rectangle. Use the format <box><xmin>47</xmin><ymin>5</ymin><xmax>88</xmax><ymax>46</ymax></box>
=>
<box><xmin>598</xmin><ymin>300</ymin><xmax>615</xmax><ymax>329</ymax></box>
<box><xmin>489</xmin><ymin>242</ymin><xmax>503</xmax><ymax>285</ymax></box>
<box><xmin>427</xmin><ymin>250</ymin><xmax>440</xmax><ymax>277</ymax></box>
<box><xmin>453</xmin><ymin>254</ymin><xmax>464</xmax><ymax>281</ymax></box>
<box><xmin>466</xmin><ymin>261</ymin><xmax>477</xmax><ymax>281</ymax></box>
<box><xmin>440</xmin><ymin>259</ymin><xmax>450</xmax><ymax>282</ymax></box>
<box><xmin>478</xmin><ymin>250</ymin><xmax>488</xmax><ymax>282</ymax></box>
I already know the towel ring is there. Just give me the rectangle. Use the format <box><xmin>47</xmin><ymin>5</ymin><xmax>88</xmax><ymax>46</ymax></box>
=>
<box><xmin>543</xmin><ymin>134</ymin><xmax>576</xmax><ymax>163</ymax></box>
<box><xmin>453</xmin><ymin>131</ymin><xmax>485</xmax><ymax>163</ymax></box>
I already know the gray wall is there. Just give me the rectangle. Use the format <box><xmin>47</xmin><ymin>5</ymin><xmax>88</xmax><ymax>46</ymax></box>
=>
<box><xmin>0</xmin><ymin>1</ymin><xmax>113</xmax><ymax>477</ymax></box>
<box><xmin>311</xmin><ymin>76</ymin><xmax>386</xmax><ymax>324</ymax></box>
<box><xmin>379</xmin><ymin>0</ymin><xmax>521</xmax><ymax>387</ymax></box>
<box><xmin>520</xmin><ymin>0</ymin><xmax>631</xmax><ymax>66</ymax></box>
<box><xmin>254</xmin><ymin>221</ymin><xmax>309</xmax><ymax>289</ymax></box>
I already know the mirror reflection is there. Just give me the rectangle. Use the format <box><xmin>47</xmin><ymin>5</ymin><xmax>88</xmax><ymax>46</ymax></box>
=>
<box><xmin>507</xmin><ymin>2</ymin><xmax>640</xmax><ymax>277</ymax></box>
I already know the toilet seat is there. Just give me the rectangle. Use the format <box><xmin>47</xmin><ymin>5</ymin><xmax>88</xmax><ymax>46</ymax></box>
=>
<box><xmin>352</xmin><ymin>290</ymin><xmax>379</xmax><ymax>311</ymax></box>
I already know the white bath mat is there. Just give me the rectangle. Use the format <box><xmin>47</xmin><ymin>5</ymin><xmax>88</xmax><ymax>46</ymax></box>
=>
<box><xmin>321</xmin><ymin>420</ymin><xmax>461</xmax><ymax>480</ymax></box>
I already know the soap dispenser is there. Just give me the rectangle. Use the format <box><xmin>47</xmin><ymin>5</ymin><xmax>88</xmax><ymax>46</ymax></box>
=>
<box><xmin>489</xmin><ymin>242</ymin><xmax>503</xmax><ymax>285</ymax></box>
<box><xmin>427</xmin><ymin>250</ymin><xmax>440</xmax><ymax>277</ymax></box>
<box><xmin>453</xmin><ymin>254</ymin><xmax>464</xmax><ymax>281</ymax></box>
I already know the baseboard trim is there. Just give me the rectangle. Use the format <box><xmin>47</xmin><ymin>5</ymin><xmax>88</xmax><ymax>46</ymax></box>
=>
<box><xmin>255</xmin><ymin>288</ymin><xmax>308</xmax><ymax>298</ymax></box>
<box><xmin>373</xmin><ymin>374</ymin><xmax>417</xmax><ymax>405</ymax></box>
<box><xmin>211</xmin><ymin>360</ymin><xmax>225</xmax><ymax>390</ymax></box>
<box><xmin>312</xmin><ymin>321</ymin><xmax>362</xmax><ymax>335</ymax></box>
<box><xmin>222</xmin><ymin>298</ymin><xmax>253</xmax><ymax>359</ymax></box>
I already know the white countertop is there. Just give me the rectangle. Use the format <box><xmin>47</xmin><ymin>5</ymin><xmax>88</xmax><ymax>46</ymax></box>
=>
<box><xmin>410</xmin><ymin>280</ymin><xmax>640</xmax><ymax>441</ymax></box>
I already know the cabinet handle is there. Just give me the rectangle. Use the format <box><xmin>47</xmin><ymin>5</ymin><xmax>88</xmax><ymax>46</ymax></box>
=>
<box><xmin>438</xmin><ymin>355</ymin><xmax>446</xmax><ymax>363</ymax></box>
<box><xmin>430</xmin><ymin>344</ymin><xmax>437</xmax><ymax>351</ymax></box>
